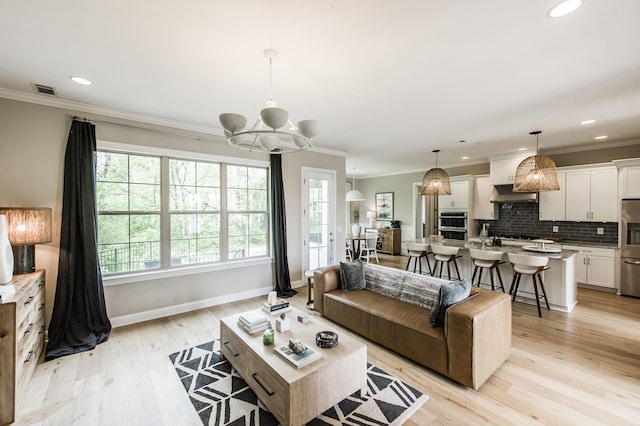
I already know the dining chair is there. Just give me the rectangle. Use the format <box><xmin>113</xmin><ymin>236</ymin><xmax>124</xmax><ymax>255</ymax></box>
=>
<box><xmin>359</xmin><ymin>232</ymin><xmax>379</xmax><ymax>263</ymax></box>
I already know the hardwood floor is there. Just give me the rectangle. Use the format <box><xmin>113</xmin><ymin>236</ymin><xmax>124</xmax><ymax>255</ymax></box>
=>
<box><xmin>14</xmin><ymin>255</ymin><xmax>640</xmax><ymax>425</ymax></box>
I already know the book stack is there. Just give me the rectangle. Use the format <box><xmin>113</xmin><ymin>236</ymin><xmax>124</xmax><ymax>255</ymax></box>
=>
<box><xmin>262</xmin><ymin>299</ymin><xmax>291</xmax><ymax>316</ymax></box>
<box><xmin>237</xmin><ymin>310</ymin><xmax>270</xmax><ymax>334</ymax></box>
<box><xmin>274</xmin><ymin>342</ymin><xmax>321</xmax><ymax>369</ymax></box>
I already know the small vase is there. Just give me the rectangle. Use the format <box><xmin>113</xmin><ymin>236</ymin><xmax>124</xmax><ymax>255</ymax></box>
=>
<box><xmin>0</xmin><ymin>215</ymin><xmax>14</xmax><ymax>284</ymax></box>
<box><xmin>352</xmin><ymin>224</ymin><xmax>361</xmax><ymax>237</ymax></box>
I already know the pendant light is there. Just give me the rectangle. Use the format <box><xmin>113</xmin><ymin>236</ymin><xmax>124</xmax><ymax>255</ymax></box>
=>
<box><xmin>346</xmin><ymin>169</ymin><xmax>364</xmax><ymax>201</ymax></box>
<box><xmin>513</xmin><ymin>131</ymin><xmax>560</xmax><ymax>192</ymax></box>
<box><xmin>422</xmin><ymin>150</ymin><xmax>451</xmax><ymax>195</ymax></box>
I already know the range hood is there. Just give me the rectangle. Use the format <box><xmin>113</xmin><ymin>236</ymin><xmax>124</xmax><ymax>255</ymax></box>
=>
<box><xmin>490</xmin><ymin>184</ymin><xmax>538</xmax><ymax>203</ymax></box>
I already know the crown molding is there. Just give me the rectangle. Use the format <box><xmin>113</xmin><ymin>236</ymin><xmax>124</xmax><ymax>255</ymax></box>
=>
<box><xmin>0</xmin><ymin>87</ymin><xmax>348</xmax><ymax>157</ymax></box>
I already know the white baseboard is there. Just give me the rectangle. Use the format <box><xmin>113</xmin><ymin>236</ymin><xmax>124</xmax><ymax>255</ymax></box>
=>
<box><xmin>110</xmin><ymin>286</ymin><xmax>273</xmax><ymax>328</ymax></box>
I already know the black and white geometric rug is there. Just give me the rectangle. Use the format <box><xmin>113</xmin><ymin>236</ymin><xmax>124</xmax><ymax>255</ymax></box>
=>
<box><xmin>169</xmin><ymin>340</ymin><xmax>428</xmax><ymax>426</ymax></box>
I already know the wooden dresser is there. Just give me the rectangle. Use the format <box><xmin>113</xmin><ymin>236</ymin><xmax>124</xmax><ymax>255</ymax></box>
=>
<box><xmin>0</xmin><ymin>270</ymin><xmax>46</xmax><ymax>425</ymax></box>
<box><xmin>367</xmin><ymin>228</ymin><xmax>401</xmax><ymax>255</ymax></box>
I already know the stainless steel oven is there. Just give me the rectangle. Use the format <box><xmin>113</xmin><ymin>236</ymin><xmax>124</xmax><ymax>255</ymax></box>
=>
<box><xmin>621</xmin><ymin>199</ymin><xmax>640</xmax><ymax>297</ymax></box>
<box><xmin>439</xmin><ymin>212</ymin><xmax>468</xmax><ymax>240</ymax></box>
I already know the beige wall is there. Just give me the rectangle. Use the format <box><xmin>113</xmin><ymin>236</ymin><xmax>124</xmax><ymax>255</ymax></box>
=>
<box><xmin>0</xmin><ymin>97</ymin><xmax>346</xmax><ymax>326</ymax></box>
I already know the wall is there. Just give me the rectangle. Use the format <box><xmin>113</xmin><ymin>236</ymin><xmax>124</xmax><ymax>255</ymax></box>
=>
<box><xmin>0</xmin><ymin>97</ymin><xmax>346</xmax><ymax>326</ymax></box>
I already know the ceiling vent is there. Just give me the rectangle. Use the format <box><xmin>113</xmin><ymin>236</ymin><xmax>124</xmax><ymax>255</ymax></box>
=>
<box><xmin>31</xmin><ymin>83</ymin><xmax>57</xmax><ymax>97</ymax></box>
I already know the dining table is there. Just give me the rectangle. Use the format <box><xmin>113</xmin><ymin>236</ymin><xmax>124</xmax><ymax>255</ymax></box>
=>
<box><xmin>346</xmin><ymin>235</ymin><xmax>367</xmax><ymax>259</ymax></box>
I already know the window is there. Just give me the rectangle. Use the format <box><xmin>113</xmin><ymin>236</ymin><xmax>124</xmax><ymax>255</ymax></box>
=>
<box><xmin>96</xmin><ymin>150</ymin><xmax>269</xmax><ymax>275</ymax></box>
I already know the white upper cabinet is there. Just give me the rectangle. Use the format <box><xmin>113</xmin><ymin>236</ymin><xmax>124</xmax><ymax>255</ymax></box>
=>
<box><xmin>619</xmin><ymin>166</ymin><xmax>640</xmax><ymax>198</ymax></box>
<box><xmin>473</xmin><ymin>176</ymin><xmax>498</xmax><ymax>220</ymax></box>
<box><xmin>490</xmin><ymin>155</ymin><xmax>528</xmax><ymax>185</ymax></box>
<box><xmin>439</xmin><ymin>176</ymin><xmax>474</xmax><ymax>212</ymax></box>
<box><xmin>565</xmin><ymin>167</ymin><xmax>617</xmax><ymax>222</ymax></box>
<box><xmin>539</xmin><ymin>171</ymin><xmax>566</xmax><ymax>221</ymax></box>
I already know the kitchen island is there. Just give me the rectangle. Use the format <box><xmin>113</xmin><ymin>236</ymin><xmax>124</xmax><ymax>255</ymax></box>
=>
<box><xmin>415</xmin><ymin>238</ymin><xmax>578</xmax><ymax>312</ymax></box>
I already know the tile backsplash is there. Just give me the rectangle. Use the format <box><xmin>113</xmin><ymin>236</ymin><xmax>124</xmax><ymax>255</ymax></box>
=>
<box><xmin>475</xmin><ymin>202</ymin><xmax>618</xmax><ymax>244</ymax></box>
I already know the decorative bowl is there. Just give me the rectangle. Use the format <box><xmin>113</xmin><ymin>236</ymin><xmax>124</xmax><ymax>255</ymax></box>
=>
<box><xmin>315</xmin><ymin>331</ymin><xmax>338</xmax><ymax>349</ymax></box>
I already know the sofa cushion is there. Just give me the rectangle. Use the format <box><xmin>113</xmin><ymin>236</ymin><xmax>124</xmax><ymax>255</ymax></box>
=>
<box><xmin>430</xmin><ymin>277</ymin><xmax>472</xmax><ymax>327</ymax></box>
<box><xmin>363</xmin><ymin>263</ymin><xmax>404</xmax><ymax>299</ymax></box>
<box><xmin>399</xmin><ymin>273</ymin><xmax>447</xmax><ymax>309</ymax></box>
<box><xmin>339</xmin><ymin>260</ymin><xmax>366</xmax><ymax>292</ymax></box>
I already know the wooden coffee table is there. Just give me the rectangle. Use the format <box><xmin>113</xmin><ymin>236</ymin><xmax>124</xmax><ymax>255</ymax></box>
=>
<box><xmin>220</xmin><ymin>309</ymin><xmax>367</xmax><ymax>426</ymax></box>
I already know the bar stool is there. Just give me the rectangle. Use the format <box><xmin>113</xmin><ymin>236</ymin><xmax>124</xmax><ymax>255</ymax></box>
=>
<box><xmin>431</xmin><ymin>245</ymin><xmax>462</xmax><ymax>280</ymax></box>
<box><xmin>507</xmin><ymin>253</ymin><xmax>550</xmax><ymax>317</ymax></box>
<box><xmin>469</xmin><ymin>249</ymin><xmax>505</xmax><ymax>292</ymax></box>
<box><xmin>404</xmin><ymin>242</ymin><xmax>433</xmax><ymax>275</ymax></box>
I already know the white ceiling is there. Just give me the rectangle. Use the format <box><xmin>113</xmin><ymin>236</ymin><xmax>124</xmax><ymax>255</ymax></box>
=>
<box><xmin>2</xmin><ymin>0</ymin><xmax>640</xmax><ymax>177</ymax></box>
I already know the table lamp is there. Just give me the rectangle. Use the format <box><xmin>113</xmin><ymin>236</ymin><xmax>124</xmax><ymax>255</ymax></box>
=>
<box><xmin>366</xmin><ymin>211</ymin><xmax>376</xmax><ymax>228</ymax></box>
<box><xmin>0</xmin><ymin>208</ymin><xmax>52</xmax><ymax>275</ymax></box>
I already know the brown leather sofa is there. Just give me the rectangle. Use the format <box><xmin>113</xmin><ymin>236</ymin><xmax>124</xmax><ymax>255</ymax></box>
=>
<box><xmin>313</xmin><ymin>264</ymin><xmax>511</xmax><ymax>390</ymax></box>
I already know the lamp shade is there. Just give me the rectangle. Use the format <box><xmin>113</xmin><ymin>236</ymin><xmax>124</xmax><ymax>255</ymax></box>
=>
<box><xmin>0</xmin><ymin>208</ymin><xmax>52</xmax><ymax>245</ymax></box>
<box><xmin>366</xmin><ymin>211</ymin><xmax>376</xmax><ymax>219</ymax></box>
<box><xmin>513</xmin><ymin>155</ymin><xmax>560</xmax><ymax>192</ymax></box>
<box><xmin>421</xmin><ymin>168</ymin><xmax>452</xmax><ymax>195</ymax></box>
<box><xmin>346</xmin><ymin>190</ymin><xmax>365</xmax><ymax>202</ymax></box>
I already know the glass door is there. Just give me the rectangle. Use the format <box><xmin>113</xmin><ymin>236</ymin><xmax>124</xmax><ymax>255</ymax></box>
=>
<box><xmin>302</xmin><ymin>169</ymin><xmax>336</xmax><ymax>276</ymax></box>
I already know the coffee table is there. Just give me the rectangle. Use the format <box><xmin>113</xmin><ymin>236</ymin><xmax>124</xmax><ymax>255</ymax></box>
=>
<box><xmin>220</xmin><ymin>309</ymin><xmax>367</xmax><ymax>426</ymax></box>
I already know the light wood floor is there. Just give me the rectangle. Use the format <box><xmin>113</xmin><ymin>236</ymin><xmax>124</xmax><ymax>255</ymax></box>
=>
<box><xmin>14</xmin><ymin>255</ymin><xmax>640</xmax><ymax>425</ymax></box>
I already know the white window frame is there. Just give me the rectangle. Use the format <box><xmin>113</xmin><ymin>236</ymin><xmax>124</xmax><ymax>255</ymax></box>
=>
<box><xmin>98</xmin><ymin>141</ymin><xmax>271</xmax><ymax>286</ymax></box>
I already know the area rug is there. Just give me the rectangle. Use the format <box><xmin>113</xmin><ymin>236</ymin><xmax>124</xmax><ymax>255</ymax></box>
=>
<box><xmin>169</xmin><ymin>340</ymin><xmax>428</xmax><ymax>426</ymax></box>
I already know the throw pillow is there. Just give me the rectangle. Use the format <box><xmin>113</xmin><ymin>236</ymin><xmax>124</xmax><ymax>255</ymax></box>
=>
<box><xmin>339</xmin><ymin>260</ymin><xmax>366</xmax><ymax>292</ymax></box>
<box><xmin>429</xmin><ymin>277</ymin><xmax>472</xmax><ymax>327</ymax></box>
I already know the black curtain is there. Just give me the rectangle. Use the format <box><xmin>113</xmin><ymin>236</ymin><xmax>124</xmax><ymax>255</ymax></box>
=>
<box><xmin>270</xmin><ymin>154</ymin><xmax>297</xmax><ymax>298</ymax></box>
<box><xmin>46</xmin><ymin>119</ymin><xmax>111</xmax><ymax>360</ymax></box>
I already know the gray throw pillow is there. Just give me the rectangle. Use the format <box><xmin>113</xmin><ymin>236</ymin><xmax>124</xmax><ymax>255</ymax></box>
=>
<box><xmin>429</xmin><ymin>277</ymin><xmax>472</xmax><ymax>327</ymax></box>
<box><xmin>339</xmin><ymin>260</ymin><xmax>366</xmax><ymax>292</ymax></box>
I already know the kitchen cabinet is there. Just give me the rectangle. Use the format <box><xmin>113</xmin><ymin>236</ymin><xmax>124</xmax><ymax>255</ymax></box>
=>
<box><xmin>562</xmin><ymin>245</ymin><xmax>616</xmax><ymax>289</ymax></box>
<box><xmin>539</xmin><ymin>171</ymin><xmax>566</xmax><ymax>221</ymax></box>
<box><xmin>619</xmin><ymin>166</ymin><xmax>640</xmax><ymax>198</ymax></box>
<box><xmin>473</xmin><ymin>176</ymin><xmax>498</xmax><ymax>220</ymax></box>
<box><xmin>490</xmin><ymin>155</ymin><xmax>528</xmax><ymax>185</ymax></box>
<box><xmin>565</xmin><ymin>167</ymin><xmax>617</xmax><ymax>222</ymax></box>
<box><xmin>439</xmin><ymin>177</ymin><xmax>473</xmax><ymax>211</ymax></box>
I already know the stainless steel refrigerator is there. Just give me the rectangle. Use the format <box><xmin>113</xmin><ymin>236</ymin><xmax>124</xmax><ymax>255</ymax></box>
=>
<box><xmin>621</xmin><ymin>199</ymin><xmax>640</xmax><ymax>297</ymax></box>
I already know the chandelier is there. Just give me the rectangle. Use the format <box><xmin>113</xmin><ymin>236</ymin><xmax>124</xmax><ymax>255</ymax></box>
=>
<box><xmin>422</xmin><ymin>149</ymin><xmax>451</xmax><ymax>195</ymax></box>
<box><xmin>513</xmin><ymin>131</ymin><xmax>560</xmax><ymax>192</ymax></box>
<box><xmin>219</xmin><ymin>49</ymin><xmax>318</xmax><ymax>154</ymax></box>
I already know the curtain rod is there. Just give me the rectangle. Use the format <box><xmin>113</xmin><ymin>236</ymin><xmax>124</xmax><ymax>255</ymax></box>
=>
<box><xmin>67</xmin><ymin>115</ymin><xmax>221</xmax><ymax>143</ymax></box>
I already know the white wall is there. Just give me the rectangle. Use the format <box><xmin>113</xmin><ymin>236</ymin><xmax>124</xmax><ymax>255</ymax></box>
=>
<box><xmin>0</xmin><ymin>97</ymin><xmax>346</xmax><ymax>327</ymax></box>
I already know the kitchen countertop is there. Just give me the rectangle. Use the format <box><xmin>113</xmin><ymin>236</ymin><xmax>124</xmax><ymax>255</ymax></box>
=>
<box><xmin>415</xmin><ymin>238</ymin><xmax>578</xmax><ymax>260</ymax></box>
<box><xmin>559</xmin><ymin>240</ymin><xmax>619</xmax><ymax>249</ymax></box>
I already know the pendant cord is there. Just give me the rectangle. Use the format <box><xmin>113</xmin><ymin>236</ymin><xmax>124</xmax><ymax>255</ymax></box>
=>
<box><xmin>269</xmin><ymin>57</ymin><xmax>273</xmax><ymax>102</ymax></box>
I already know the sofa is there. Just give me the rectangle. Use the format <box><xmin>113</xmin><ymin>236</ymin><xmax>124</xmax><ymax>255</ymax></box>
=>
<box><xmin>313</xmin><ymin>263</ymin><xmax>511</xmax><ymax>390</ymax></box>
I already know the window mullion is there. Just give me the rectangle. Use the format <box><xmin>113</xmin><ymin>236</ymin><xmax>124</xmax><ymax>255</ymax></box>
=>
<box><xmin>220</xmin><ymin>163</ymin><xmax>228</xmax><ymax>261</ymax></box>
<box><xmin>161</xmin><ymin>156</ymin><xmax>171</xmax><ymax>267</ymax></box>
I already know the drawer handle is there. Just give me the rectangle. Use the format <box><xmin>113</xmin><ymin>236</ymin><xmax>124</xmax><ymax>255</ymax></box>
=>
<box><xmin>624</xmin><ymin>259</ymin><xmax>640</xmax><ymax>265</ymax></box>
<box><xmin>25</xmin><ymin>323</ymin><xmax>34</xmax><ymax>334</ymax></box>
<box><xmin>38</xmin><ymin>281</ymin><xmax>45</xmax><ymax>287</ymax></box>
<box><xmin>24</xmin><ymin>350</ymin><xmax>34</xmax><ymax>363</ymax></box>
<box><xmin>24</xmin><ymin>296</ymin><xmax>34</xmax><ymax>305</ymax></box>
<box><xmin>223</xmin><ymin>342</ymin><xmax>239</xmax><ymax>357</ymax></box>
<box><xmin>39</xmin><ymin>303</ymin><xmax>45</xmax><ymax>311</ymax></box>
<box><xmin>252</xmin><ymin>373</ymin><xmax>275</xmax><ymax>396</ymax></box>
<box><xmin>39</xmin><ymin>325</ymin><xmax>45</xmax><ymax>334</ymax></box>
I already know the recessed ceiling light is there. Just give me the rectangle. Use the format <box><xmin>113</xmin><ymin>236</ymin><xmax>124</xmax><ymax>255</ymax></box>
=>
<box><xmin>461</xmin><ymin>156</ymin><xmax>469</xmax><ymax>160</ymax></box>
<box><xmin>70</xmin><ymin>76</ymin><xmax>92</xmax><ymax>86</ymax></box>
<box><xmin>595</xmin><ymin>135</ymin><xmax>608</xmax><ymax>140</ymax></box>
<box><xmin>581</xmin><ymin>119</ymin><xmax>596</xmax><ymax>125</ymax></box>
<box><xmin>518</xmin><ymin>147</ymin><xmax>527</xmax><ymax>151</ymax></box>
<box><xmin>548</xmin><ymin>0</ymin><xmax>582</xmax><ymax>18</ymax></box>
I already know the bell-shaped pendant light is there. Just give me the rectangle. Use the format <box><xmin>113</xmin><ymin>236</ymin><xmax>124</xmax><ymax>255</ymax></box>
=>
<box><xmin>346</xmin><ymin>169</ymin><xmax>365</xmax><ymax>201</ymax></box>
<box><xmin>513</xmin><ymin>131</ymin><xmax>560</xmax><ymax>192</ymax></box>
<box><xmin>422</xmin><ymin>149</ymin><xmax>451</xmax><ymax>195</ymax></box>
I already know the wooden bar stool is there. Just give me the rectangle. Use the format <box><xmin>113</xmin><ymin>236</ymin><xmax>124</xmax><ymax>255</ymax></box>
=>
<box><xmin>431</xmin><ymin>245</ymin><xmax>462</xmax><ymax>280</ymax></box>
<box><xmin>469</xmin><ymin>249</ymin><xmax>505</xmax><ymax>292</ymax></box>
<box><xmin>507</xmin><ymin>253</ymin><xmax>550</xmax><ymax>317</ymax></box>
<box><xmin>404</xmin><ymin>242</ymin><xmax>433</xmax><ymax>275</ymax></box>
